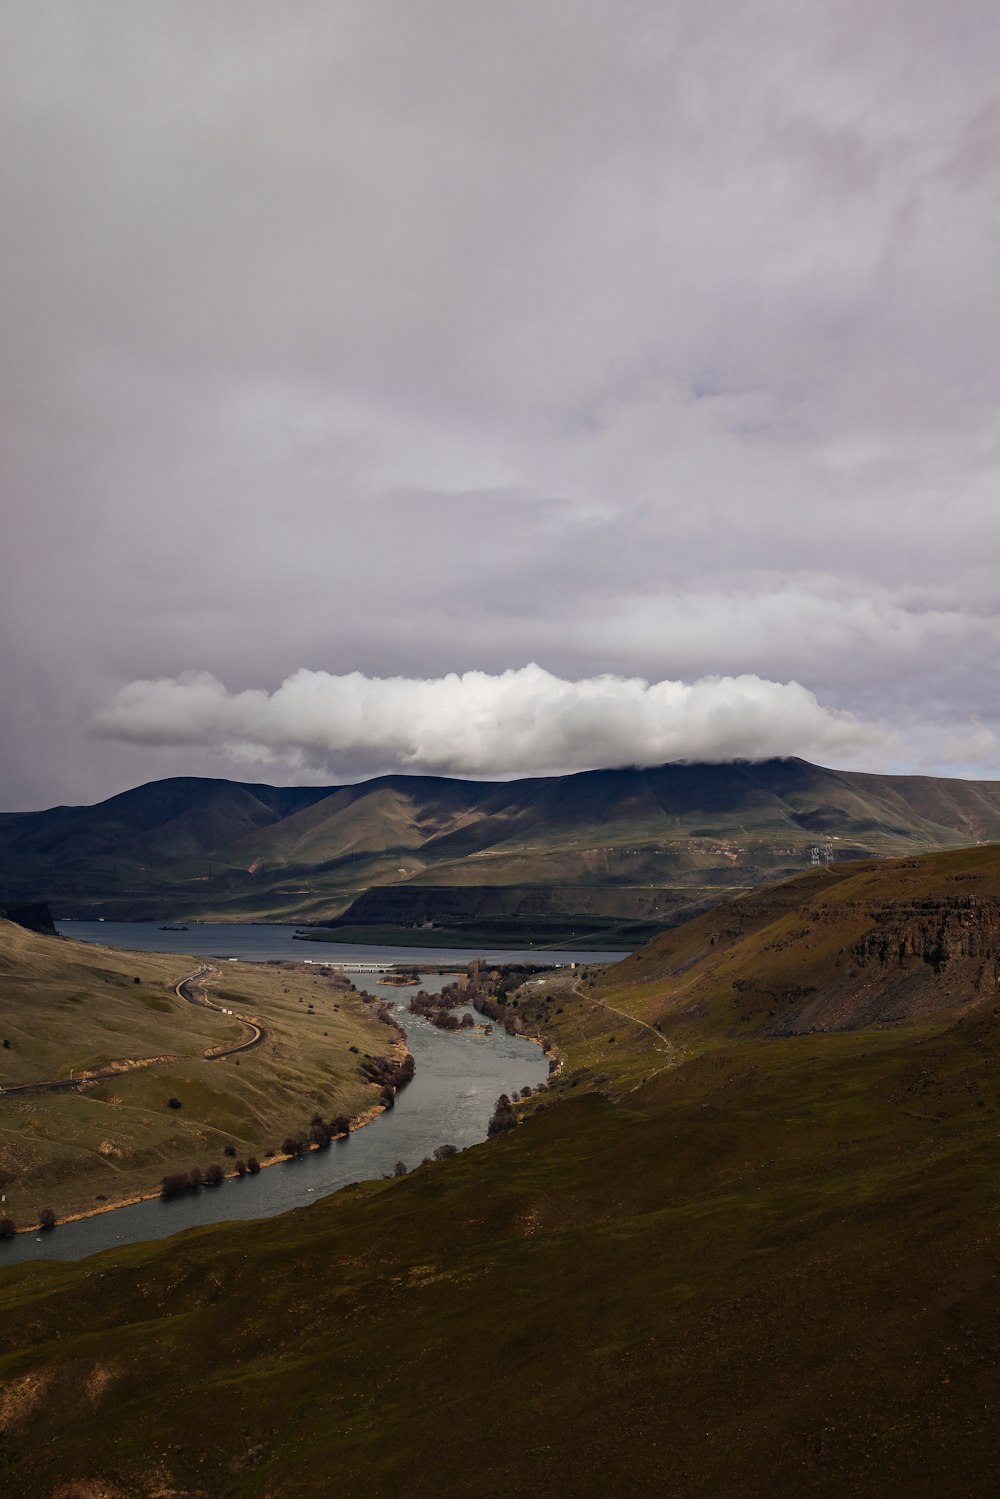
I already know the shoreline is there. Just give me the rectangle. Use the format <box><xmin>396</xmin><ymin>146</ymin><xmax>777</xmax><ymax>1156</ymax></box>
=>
<box><xmin>8</xmin><ymin>1033</ymin><xmax>558</xmax><ymax>1239</ymax></box>
<box><xmin>9</xmin><ymin>1095</ymin><xmax>396</xmax><ymax>1238</ymax></box>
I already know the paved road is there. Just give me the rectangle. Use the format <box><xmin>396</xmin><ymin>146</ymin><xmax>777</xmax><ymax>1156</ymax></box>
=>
<box><xmin>174</xmin><ymin>966</ymin><xmax>267</xmax><ymax>1057</ymax></box>
<box><xmin>1</xmin><ymin>967</ymin><xmax>266</xmax><ymax>1098</ymax></box>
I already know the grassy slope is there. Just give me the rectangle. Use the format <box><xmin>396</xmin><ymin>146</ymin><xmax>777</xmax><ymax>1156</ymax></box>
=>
<box><xmin>1</xmin><ymin>851</ymin><xmax>1000</xmax><ymax>1494</ymax></box>
<box><xmin>0</xmin><ymin>921</ymin><xmax>404</xmax><ymax>1224</ymax></box>
<box><xmin>592</xmin><ymin>843</ymin><xmax>1000</xmax><ymax>1044</ymax></box>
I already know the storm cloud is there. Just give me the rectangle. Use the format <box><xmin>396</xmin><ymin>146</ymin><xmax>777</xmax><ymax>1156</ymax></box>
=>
<box><xmin>3</xmin><ymin>3</ymin><xmax>1000</xmax><ymax>806</ymax></box>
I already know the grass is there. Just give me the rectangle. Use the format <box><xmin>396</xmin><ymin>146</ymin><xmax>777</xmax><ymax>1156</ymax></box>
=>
<box><xmin>2</xmin><ymin>848</ymin><xmax>1000</xmax><ymax>1493</ymax></box>
<box><xmin>0</xmin><ymin>920</ymin><xmax>405</xmax><ymax>1225</ymax></box>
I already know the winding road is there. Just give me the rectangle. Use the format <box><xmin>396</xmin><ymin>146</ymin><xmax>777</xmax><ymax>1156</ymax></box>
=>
<box><xmin>574</xmin><ymin>978</ymin><xmax>676</xmax><ymax>1064</ymax></box>
<box><xmin>1</xmin><ymin>967</ymin><xmax>266</xmax><ymax>1098</ymax></box>
<box><xmin>174</xmin><ymin>965</ymin><xmax>267</xmax><ymax>1058</ymax></box>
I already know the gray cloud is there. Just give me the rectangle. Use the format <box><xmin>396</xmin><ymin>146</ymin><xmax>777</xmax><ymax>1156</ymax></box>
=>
<box><xmin>3</xmin><ymin>2</ymin><xmax>1000</xmax><ymax>807</ymax></box>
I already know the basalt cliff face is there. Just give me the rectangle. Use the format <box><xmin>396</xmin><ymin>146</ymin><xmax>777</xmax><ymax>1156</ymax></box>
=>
<box><xmin>0</xmin><ymin>901</ymin><xmax>58</xmax><ymax>937</ymax></box>
<box><xmin>851</xmin><ymin>895</ymin><xmax>1000</xmax><ymax>972</ymax></box>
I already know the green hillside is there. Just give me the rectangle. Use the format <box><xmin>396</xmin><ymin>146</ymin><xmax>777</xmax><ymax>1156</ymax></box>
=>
<box><xmin>0</xmin><ymin>920</ymin><xmax>403</xmax><ymax>1223</ymax></box>
<box><xmin>4</xmin><ymin>758</ymin><xmax>1000</xmax><ymax>932</ymax></box>
<box><xmin>3</xmin><ymin>847</ymin><xmax>1000</xmax><ymax>1494</ymax></box>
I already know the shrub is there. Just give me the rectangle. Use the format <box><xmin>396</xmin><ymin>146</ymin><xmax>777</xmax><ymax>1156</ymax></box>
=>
<box><xmin>0</xmin><ymin>1217</ymin><xmax>16</xmax><ymax>1239</ymax></box>
<box><xmin>393</xmin><ymin>1160</ymin><xmax>408</xmax><ymax>1176</ymax></box>
<box><xmin>234</xmin><ymin>1160</ymin><xmax>247</xmax><ymax>1177</ymax></box>
<box><xmin>223</xmin><ymin>1143</ymin><xmax>237</xmax><ymax>1157</ymax></box>
<box><xmin>433</xmin><ymin>1142</ymin><xmax>458</xmax><ymax>1160</ymax></box>
<box><xmin>160</xmin><ymin>1170</ymin><xmax>201</xmax><ymax>1198</ymax></box>
<box><xmin>203</xmin><ymin>1163</ymin><xmax>224</xmax><ymax>1186</ymax></box>
<box><xmin>166</xmin><ymin>1096</ymin><xmax>182</xmax><ymax>1110</ymax></box>
<box><xmin>38</xmin><ymin>1207</ymin><xmax>57</xmax><ymax>1230</ymax></box>
<box><xmin>487</xmin><ymin>1094</ymin><xmax>517</xmax><ymax>1137</ymax></box>
<box><xmin>246</xmin><ymin>1157</ymin><xmax>261</xmax><ymax>1175</ymax></box>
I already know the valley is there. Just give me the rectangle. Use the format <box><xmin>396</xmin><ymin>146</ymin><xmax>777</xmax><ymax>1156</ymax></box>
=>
<box><xmin>2</xmin><ymin>844</ymin><xmax>1000</xmax><ymax>1494</ymax></box>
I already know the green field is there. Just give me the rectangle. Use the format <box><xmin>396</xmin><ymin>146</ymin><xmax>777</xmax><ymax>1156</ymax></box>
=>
<box><xmin>296</xmin><ymin>920</ymin><xmax>650</xmax><ymax>950</ymax></box>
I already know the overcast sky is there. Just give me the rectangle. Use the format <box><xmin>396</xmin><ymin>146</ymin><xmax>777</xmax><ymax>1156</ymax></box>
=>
<box><xmin>3</xmin><ymin>1</ymin><xmax>1000</xmax><ymax>809</ymax></box>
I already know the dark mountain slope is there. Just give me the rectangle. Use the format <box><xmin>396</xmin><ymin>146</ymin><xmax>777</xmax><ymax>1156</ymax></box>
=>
<box><xmin>4</xmin><ymin>757</ymin><xmax>1000</xmax><ymax>924</ymax></box>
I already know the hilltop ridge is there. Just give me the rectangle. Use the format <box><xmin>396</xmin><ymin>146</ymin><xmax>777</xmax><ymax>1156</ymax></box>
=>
<box><xmin>4</xmin><ymin>757</ymin><xmax>1000</xmax><ymax>931</ymax></box>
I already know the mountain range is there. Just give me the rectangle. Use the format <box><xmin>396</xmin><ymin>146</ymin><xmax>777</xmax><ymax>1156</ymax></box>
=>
<box><xmin>4</xmin><ymin>756</ymin><xmax>1000</xmax><ymax>937</ymax></box>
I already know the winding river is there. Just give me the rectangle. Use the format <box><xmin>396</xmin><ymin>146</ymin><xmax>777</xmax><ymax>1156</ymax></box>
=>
<box><xmin>1</xmin><ymin>927</ymin><xmax>623</xmax><ymax>1265</ymax></box>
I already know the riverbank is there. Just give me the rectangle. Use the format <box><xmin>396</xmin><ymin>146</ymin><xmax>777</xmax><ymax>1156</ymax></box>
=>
<box><xmin>0</xmin><ymin>923</ymin><xmax>410</xmax><ymax>1229</ymax></box>
<box><xmin>11</xmin><ymin>1090</ymin><xmax>398</xmax><ymax>1237</ymax></box>
<box><xmin>9</xmin><ymin>1012</ymin><xmax>563</xmax><ymax>1240</ymax></box>
<box><xmin>1</xmin><ymin>993</ymin><xmax>550</xmax><ymax>1264</ymax></box>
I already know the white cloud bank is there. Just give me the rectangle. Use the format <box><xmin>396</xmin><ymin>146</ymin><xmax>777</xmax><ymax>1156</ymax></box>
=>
<box><xmin>93</xmin><ymin>665</ymin><xmax>892</xmax><ymax>780</ymax></box>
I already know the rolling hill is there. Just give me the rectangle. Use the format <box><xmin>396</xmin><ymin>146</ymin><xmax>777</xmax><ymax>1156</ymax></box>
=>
<box><xmin>3</xmin><ymin>846</ymin><xmax>1000</xmax><ymax>1495</ymax></box>
<box><xmin>0</xmin><ymin>919</ymin><xmax>403</xmax><ymax>1223</ymax></box>
<box><xmin>4</xmin><ymin>757</ymin><xmax>1000</xmax><ymax>936</ymax></box>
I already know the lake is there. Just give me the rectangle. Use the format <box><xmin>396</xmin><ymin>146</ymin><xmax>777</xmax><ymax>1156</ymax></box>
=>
<box><xmin>54</xmin><ymin>920</ymin><xmax>628</xmax><ymax>968</ymax></box>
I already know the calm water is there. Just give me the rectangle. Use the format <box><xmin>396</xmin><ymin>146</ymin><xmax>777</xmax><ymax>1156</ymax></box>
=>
<box><xmin>0</xmin><ymin>928</ymin><xmax>602</xmax><ymax>1264</ymax></box>
<box><xmin>54</xmin><ymin>920</ymin><xmax>627</xmax><ymax>968</ymax></box>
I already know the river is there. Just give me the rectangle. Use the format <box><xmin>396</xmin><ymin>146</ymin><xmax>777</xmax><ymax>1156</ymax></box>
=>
<box><xmin>1</xmin><ymin>928</ymin><xmax>623</xmax><ymax>1265</ymax></box>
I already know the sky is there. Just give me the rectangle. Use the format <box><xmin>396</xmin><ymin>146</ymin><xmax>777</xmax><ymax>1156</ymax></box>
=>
<box><xmin>3</xmin><ymin>1</ymin><xmax>1000</xmax><ymax>810</ymax></box>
